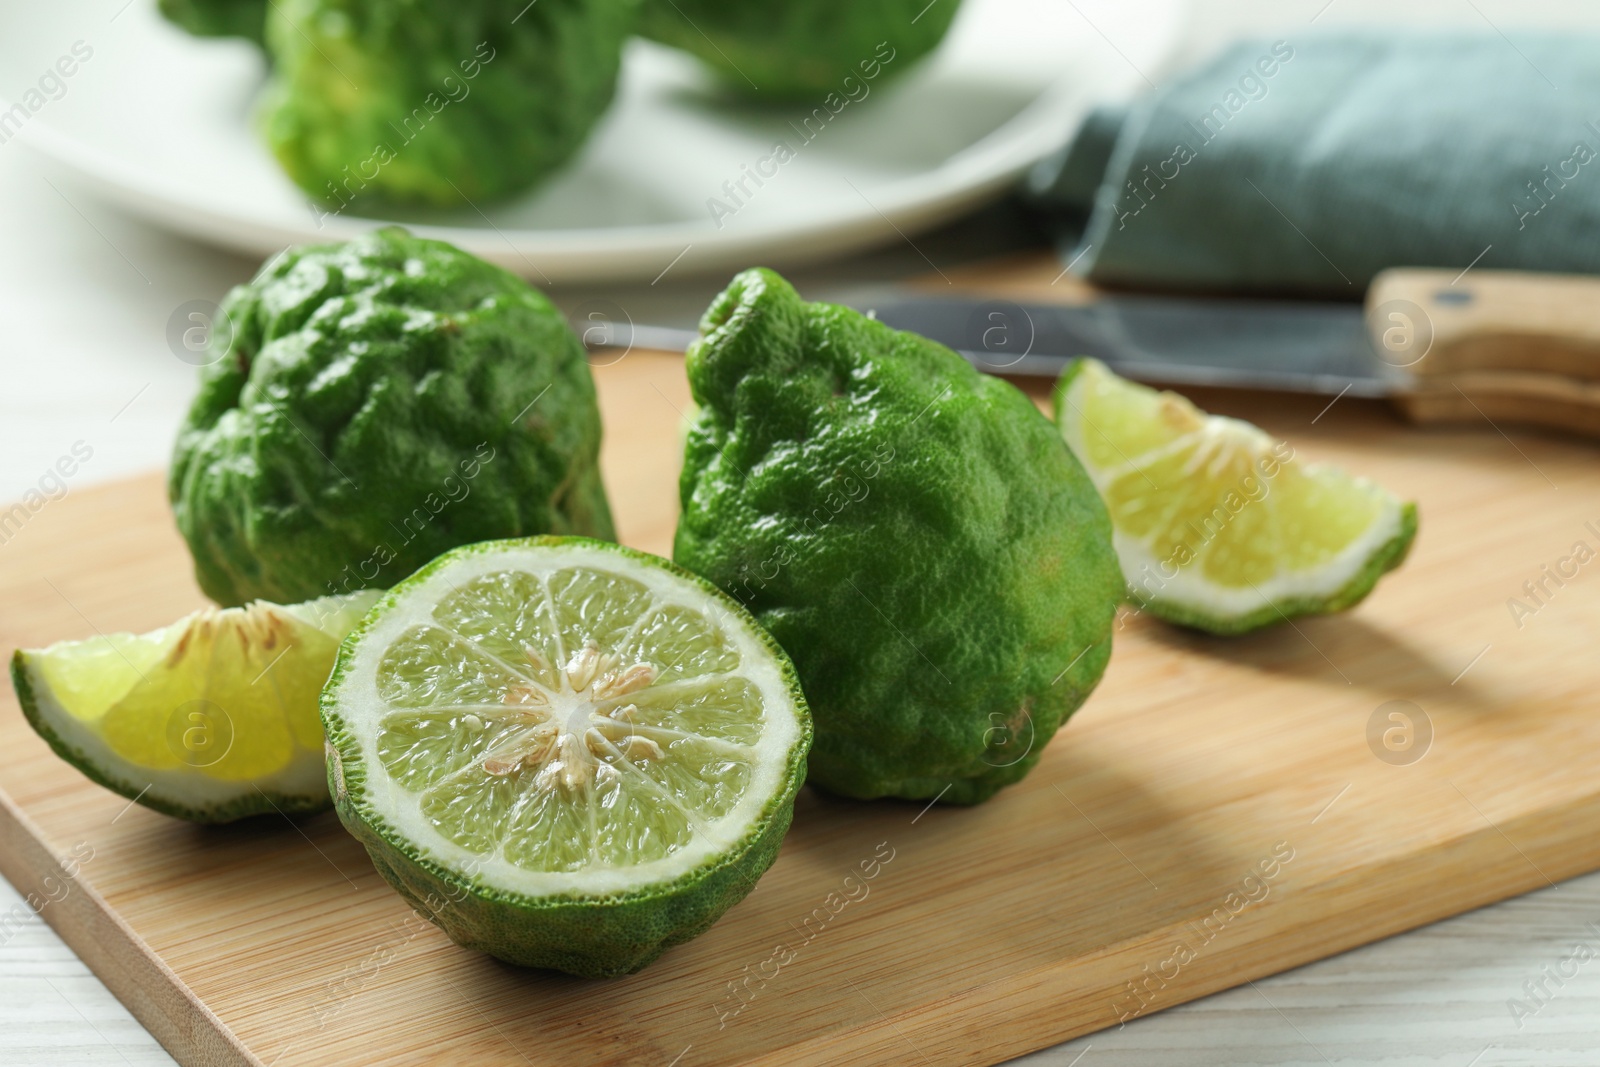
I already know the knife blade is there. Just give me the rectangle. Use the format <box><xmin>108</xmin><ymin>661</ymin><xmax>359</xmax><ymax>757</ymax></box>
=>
<box><xmin>863</xmin><ymin>293</ymin><xmax>1412</xmax><ymax>397</ymax></box>
<box><xmin>577</xmin><ymin>293</ymin><xmax>1414</xmax><ymax>397</ymax></box>
<box><xmin>576</xmin><ymin>268</ymin><xmax>1600</xmax><ymax>439</ymax></box>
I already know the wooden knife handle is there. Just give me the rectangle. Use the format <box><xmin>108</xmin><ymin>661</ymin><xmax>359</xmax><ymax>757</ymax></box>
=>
<box><xmin>1367</xmin><ymin>268</ymin><xmax>1600</xmax><ymax>380</ymax></box>
<box><xmin>1388</xmin><ymin>372</ymin><xmax>1600</xmax><ymax>440</ymax></box>
<box><xmin>1368</xmin><ymin>268</ymin><xmax>1600</xmax><ymax>439</ymax></box>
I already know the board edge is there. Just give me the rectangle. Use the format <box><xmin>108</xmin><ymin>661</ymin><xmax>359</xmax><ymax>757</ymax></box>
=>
<box><xmin>0</xmin><ymin>784</ymin><xmax>263</xmax><ymax>1067</ymax></box>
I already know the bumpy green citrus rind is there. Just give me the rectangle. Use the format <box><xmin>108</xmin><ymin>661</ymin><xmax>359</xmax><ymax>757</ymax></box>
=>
<box><xmin>11</xmin><ymin>650</ymin><xmax>330</xmax><ymax>824</ymax></box>
<box><xmin>674</xmin><ymin>268</ymin><xmax>1123</xmax><ymax>806</ymax></box>
<box><xmin>169</xmin><ymin>227</ymin><xmax>615</xmax><ymax>608</ymax></box>
<box><xmin>338</xmin><ymin>784</ymin><xmax>795</xmax><ymax>978</ymax></box>
<box><xmin>321</xmin><ymin>536</ymin><xmax>813</xmax><ymax>978</ymax></box>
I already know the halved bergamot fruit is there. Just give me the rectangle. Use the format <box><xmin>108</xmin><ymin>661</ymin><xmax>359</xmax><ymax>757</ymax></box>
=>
<box><xmin>11</xmin><ymin>590</ymin><xmax>380</xmax><ymax>822</ymax></box>
<box><xmin>1055</xmin><ymin>358</ymin><xmax>1416</xmax><ymax>635</ymax></box>
<box><xmin>320</xmin><ymin>536</ymin><xmax>812</xmax><ymax>978</ymax></box>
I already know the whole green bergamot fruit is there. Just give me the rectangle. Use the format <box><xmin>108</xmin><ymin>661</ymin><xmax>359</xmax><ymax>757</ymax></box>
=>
<box><xmin>170</xmin><ymin>226</ymin><xmax>614</xmax><ymax>607</ymax></box>
<box><xmin>259</xmin><ymin>0</ymin><xmax>636</xmax><ymax>208</ymax></box>
<box><xmin>159</xmin><ymin>0</ymin><xmax>266</xmax><ymax>45</ymax></box>
<box><xmin>640</xmin><ymin>0</ymin><xmax>963</xmax><ymax>99</ymax></box>
<box><xmin>673</xmin><ymin>268</ymin><xmax>1123</xmax><ymax>804</ymax></box>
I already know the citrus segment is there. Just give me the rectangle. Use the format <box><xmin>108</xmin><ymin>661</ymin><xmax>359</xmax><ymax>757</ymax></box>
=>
<box><xmin>11</xmin><ymin>590</ymin><xmax>380</xmax><ymax>822</ymax></box>
<box><xmin>1056</xmin><ymin>359</ymin><xmax>1416</xmax><ymax>634</ymax></box>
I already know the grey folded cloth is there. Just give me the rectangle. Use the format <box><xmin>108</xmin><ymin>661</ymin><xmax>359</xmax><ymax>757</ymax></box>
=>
<box><xmin>1028</xmin><ymin>33</ymin><xmax>1600</xmax><ymax>294</ymax></box>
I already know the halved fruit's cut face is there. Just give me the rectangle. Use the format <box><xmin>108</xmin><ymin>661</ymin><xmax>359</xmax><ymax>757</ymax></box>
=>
<box><xmin>328</xmin><ymin>541</ymin><xmax>806</xmax><ymax>898</ymax></box>
<box><xmin>1057</xmin><ymin>359</ymin><xmax>1411</xmax><ymax>625</ymax></box>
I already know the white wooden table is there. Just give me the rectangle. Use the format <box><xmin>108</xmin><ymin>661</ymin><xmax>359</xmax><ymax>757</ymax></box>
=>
<box><xmin>4</xmin><ymin>1</ymin><xmax>1600</xmax><ymax>1063</ymax></box>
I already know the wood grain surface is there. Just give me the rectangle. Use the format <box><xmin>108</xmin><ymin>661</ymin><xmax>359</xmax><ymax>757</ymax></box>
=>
<box><xmin>0</xmin><ymin>351</ymin><xmax>1595</xmax><ymax>1067</ymax></box>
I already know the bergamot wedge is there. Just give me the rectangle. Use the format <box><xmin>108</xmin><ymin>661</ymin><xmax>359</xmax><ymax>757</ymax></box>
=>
<box><xmin>673</xmin><ymin>268</ymin><xmax>1122</xmax><ymax>806</ymax></box>
<box><xmin>320</xmin><ymin>537</ymin><xmax>811</xmax><ymax>977</ymax></box>
<box><xmin>11</xmin><ymin>590</ymin><xmax>379</xmax><ymax>823</ymax></box>
<box><xmin>1054</xmin><ymin>358</ymin><xmax>1417</xmax><ymax>635</ymax></box>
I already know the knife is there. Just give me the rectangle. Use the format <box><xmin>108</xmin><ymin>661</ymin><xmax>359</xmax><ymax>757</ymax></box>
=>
<box><xmin>580</xmin><ymin>269</ymin><xmax>1600</xmax><ymax>439</ymax></box>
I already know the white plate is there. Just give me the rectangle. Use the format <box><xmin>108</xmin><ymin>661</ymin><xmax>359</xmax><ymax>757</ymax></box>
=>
<box><xmin>4</xmin><ymin>0</ymin><xmax>1185</xmax><ymax>283</ymax></box>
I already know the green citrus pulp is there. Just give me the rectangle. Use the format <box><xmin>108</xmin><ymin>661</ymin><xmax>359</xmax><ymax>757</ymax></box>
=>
<box><xmin>321</xmin><ymin>537</ymin><xmax>811</xmax><ymax>978</ymax></box>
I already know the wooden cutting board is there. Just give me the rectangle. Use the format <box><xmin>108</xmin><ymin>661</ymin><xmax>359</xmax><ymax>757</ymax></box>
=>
<box><xmin>2</xmin><ymin>349</ymin><xmax>1598</xmax><ymax>1067</ymax></box>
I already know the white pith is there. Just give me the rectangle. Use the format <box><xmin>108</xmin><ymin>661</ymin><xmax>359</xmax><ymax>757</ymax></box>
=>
<box><xmin>1109</xmin><ymin>508</ymin><xmax>1401</xmax><ymax>617</ymax></box>
<box><xmin>329</xmin><ymin>543</ymin><xmax>805</xmax><ymax>899</ymax></box>
<box><xmin>1062</xmin><ymin>368</ymin><xmax>1404</xmax><ymax>619</ymax></box>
